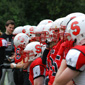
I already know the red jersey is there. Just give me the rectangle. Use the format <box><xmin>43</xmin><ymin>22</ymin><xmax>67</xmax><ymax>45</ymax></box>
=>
<box><xmin>66</xmin><ymin>45</ymin><xmax>85</xmax><ymax>85</ymax></box>
<box><xmin>0</xmin><ymin>38</ymin><xmax>7</xmax><ymax>47</ymax></box>
<box><xmin>56</xmin><ymin>40</ymin><xmax>74</xmax><ymax>59</ymax></box>
<box><xmin>29</xmin><ymin>57</ymin><xmax>46</xmax><ymax>85</ymax></box>
<box><xmin>48</xmin><ymin>40</ymin><xmax>74</xmax><ymax>85</ymax></box>
<box><xmin>14</xmin><ymin>46</ymin><xmax>24</xmax><ymax>63</ymax></box>
<box><xmin>46</xmin><ymin>40</ymin><xmax>63</xmax><ymax>85</ymax></box>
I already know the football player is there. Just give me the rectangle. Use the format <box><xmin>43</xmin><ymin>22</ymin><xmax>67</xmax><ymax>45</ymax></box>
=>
<box><xmin>23</xmin><ymin>41</ymin><xmax>46</xmax><ymax>85</ymax></box>
<box><xmin>53</xmin><ymin>14</ymin><xmax>85</xmax><ymax>85</ymax></box>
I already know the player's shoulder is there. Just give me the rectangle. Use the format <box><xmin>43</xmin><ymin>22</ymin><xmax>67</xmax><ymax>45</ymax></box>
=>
<box><xmin>30</xmin><ymin>57</ymin><xmax>42</xmax><ymax>66</ymax></box>
<box><xmin>66</xmin><ymin>45</ymin><xmax>85</xmax><ymax>65</ymax></box>
<box><xmin>72</xmin><ymin>45</ymin><xmax>85</xmax><ymax>55</ymax></box>
<box><xmin>66</xmin><ymin>45</ymin><xmax>85</xmax><ymax>71</ymax></box>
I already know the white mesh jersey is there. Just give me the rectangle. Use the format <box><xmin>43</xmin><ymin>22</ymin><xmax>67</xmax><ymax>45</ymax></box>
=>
<box><xmin>66</xmin><ymin>45</ymin><xmax>85</xmax><ymax>85</ymax></box>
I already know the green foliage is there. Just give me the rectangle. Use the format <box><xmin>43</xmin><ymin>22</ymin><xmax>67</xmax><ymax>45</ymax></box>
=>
<box><xmin>0</xmin><ymin>0</ymin><xmax>85</xmax><ymax>32</ymax></box>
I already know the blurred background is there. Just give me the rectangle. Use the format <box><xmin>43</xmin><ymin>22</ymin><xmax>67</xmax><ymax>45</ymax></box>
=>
<box><xmin>0</xmin><ymin>0</ymin><xmax>85</xmax><ymax>32</ymax></box>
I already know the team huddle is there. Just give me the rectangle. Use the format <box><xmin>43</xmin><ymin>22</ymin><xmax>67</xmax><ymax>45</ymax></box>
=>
<box><xmin>0</xmin><ymin>12</ymin><xmax>85</xmax><ymax>85</ymax></box>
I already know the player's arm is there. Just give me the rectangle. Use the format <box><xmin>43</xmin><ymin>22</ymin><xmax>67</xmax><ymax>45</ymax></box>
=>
<box><xmin>54</xmin><ymin>59</ymin><xmax>67</xmax><ymax>79</ymax></box>
<box><xmin>34</xmin><ymin>76</ymin><xmax>45</xmax><ymax>85</ymax></box>
<box><xmin>33</xmin><ymin>65</ymin><xmax>45</xmax><ymax>85</ymax></box>
<box><xmin>10</xmin><ymin>61</ymin><xmax>31</xmax><ymax>69</ymax></box>
<box><xmin>53</xmin><ymin>67</ymin><xmax>80</xmax><ymax>85</ymax></box>
<box><xmin>53</xmin><ymin>59</ymin><xmax>74</xmax><ymax>85</ymax></box>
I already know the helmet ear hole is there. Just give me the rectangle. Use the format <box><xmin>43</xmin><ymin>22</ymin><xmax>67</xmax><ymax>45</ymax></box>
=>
<box><xmin>81</xmin><ymin>34</ymin><xmax>83</xmax><ymax>37</ymax></box>
<box><xmin>23</xmin><ymin>43</ymin><xmax>25</xmax><ymax>45</ymax></box>
<box><xmin>30</xmin><ymin>35</ymin><xmax>32</xmax><ymax>37</ymax></box>
<box><xmin>35</xmin><ymin>54</ymin><xmax>37</xmax><ymax>57</ymax></box>
<box><xmin>73</xmin><ymin>39</ymin><xmax>77</xmax><ymax>45</ymax></box>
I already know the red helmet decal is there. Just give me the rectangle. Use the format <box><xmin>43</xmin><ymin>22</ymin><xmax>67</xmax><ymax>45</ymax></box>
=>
<box><xmin>29</xmin><ymin>27</ymin><xmax>34</xmax><ymax>31</ymax></box>
<box><xmin>48</xmin><ymin>21</ymin><xmax>52</xmax><ymax>23</ymax></box>
<box><xmin>18</xmin><ymin>36</ymin><xmax>24</xmax><ymax>43</ymax></box>
<box><xmin>22</xmin><ymin>29</ymin><xmax>26</xmax><ymax>33</ymax></box>
<box><xmin>70</xmin><ymin>16</ymin><xmax>76</xmax><ymax>20</ymax></box>
<box><xmin>35</xmin><ymin>44</ymin><xmax>42</xmax><ymax>53</ymax></box>
<box><xmin>71</xmin><ymin>21</ymin><xmax>80</xmax><ymax>36</ymax></box>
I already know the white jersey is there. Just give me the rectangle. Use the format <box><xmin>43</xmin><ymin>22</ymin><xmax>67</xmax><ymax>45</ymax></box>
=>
<box><xmin>66</xmin><ymin>45</ymin><xmax>85</xmax><ymax>85</ymax></box>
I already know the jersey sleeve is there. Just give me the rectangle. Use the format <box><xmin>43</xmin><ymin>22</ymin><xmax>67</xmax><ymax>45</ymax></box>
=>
<box><xmin>66</xmin><ymin>49</ymin><xmax>85</xmax><ymax>72</ymax></box>
<box><xmin>0</xmin><ymin>38</ymin><xmax>7</xmax><ymax>47</ymax></box>
<box><xmin>33</xmin><ymin>65</ymin><xmax>45</xmax><ymax>79</ymax></box>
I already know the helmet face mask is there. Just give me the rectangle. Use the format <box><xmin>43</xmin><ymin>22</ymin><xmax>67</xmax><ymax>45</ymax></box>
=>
<box><xmin>41</xmin><ymin>31</ymin><xmax>51</xmax><ymax>43</ymax></box>
<box><xmin>23</xmin><ymin>50</ymin><xmax>39</xmax><ymax>62</ymax></box>
<box><xmin>50</xmin><ymin>17</ymin><xmax>65</xmax><ymax>42</ymax></box>
<box><xmin>32</xmin><ymin>25</ymin><xmax>45</xmax><ymax>42</ymax></box>
<box><xmin>24</xmin><ymin>50</ymin><xmax>35</xmax><ymax>57</ymax></box>
<box><xmin>35</xmin><ymin>33</ymin><xmax>41</xmax><ymax>42</ymax></box>
<box><xmin>59</xmin><ymin>32</ymin><xmax>71</xmax><ymax>41</ymax></box>
<box><xmin>40</xmin><ymin>23</ymin><xmax>60</xmax><ymax>43</ymax></box>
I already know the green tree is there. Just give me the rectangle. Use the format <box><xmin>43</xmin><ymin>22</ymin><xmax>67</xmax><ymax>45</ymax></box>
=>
<box><xmin>0</xmin><ymin>0</ymin><xmax>26</xmax><ymax>32</ymax></box>
<box><xmin>0</xmin><ymin>0</ymin><xmax>85</xmax><ymax>32</ymax></box>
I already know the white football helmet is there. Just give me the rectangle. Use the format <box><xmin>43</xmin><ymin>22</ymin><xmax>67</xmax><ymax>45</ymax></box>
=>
<box><xmin>14</xmin><ymin>33</ymin><xmax>30</xmax><ymax>48</ymax></box>
<box><xmin>51</xmin><ymin>17</ymin><xmax>65</xmax><ymax>40</ymax></box>
<box><xmin>61</xmin><ymin>12</ymin><xmax>85</xmax><ymax>30</ymax></box>
<box><xmin>24</xmin><ymin>41</ymin><xmax>42</xmax><ymax>61</ymax></box>
<box><xmin>37</xmin><ymin>19</ymin><xmax>53</xmax><ymax>26</ymax></box>
<box><xmin>66</xmin><ymin>15</ymin><xmax>85</xmax><ymax>45</ymax></box>
<box><xmin>59</xmin><ymin>12</ymin><xmax>85</xmax><ymax>41</ymax></box>
<box><xmin>13</xmin><ymin>26</ymin><xmax>23</xmax><ymax>35</ymax></box>
<box><xmin>22</xmin><ymin>25</ymin><xmax>31</xmax><ymax>34</ymax></box>
<box><xmin>22</xmin><ymin>26</ymin><xmax>36</xmax><ymax>41</ymax></box>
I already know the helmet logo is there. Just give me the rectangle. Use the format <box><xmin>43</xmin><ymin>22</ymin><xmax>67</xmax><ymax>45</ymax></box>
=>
<box><xmin>35</xmin><ymin>45</ymin><xmax>42</xmax><ymax>53</ymax></box>
<box><xmin>48</xmin><ymin>21</ymin><xmax>52</xmax><ymax>23</ymax></box>
<box><xmin>18</xmin><ymin>36</ymin><xmax>25</xmax><ymax>43</ymax></box>
<box><xmin>29</xmin><ymin>27</ymin><xmax>34</xmax><ymax>34</ymax></box>
<box><xmin>29</xmin><ymin>27</ymin><xmax>34</xmax><ymax>31</ymax></box>
<box><xmin>71</xmin><ymin>21</ymin><xmax>80</xmax><ymax>36</ymax></box>
<box><xmin>22</xmin><ymin>29</ymin><xmax>26</xmax><ymax>33</ymax></box>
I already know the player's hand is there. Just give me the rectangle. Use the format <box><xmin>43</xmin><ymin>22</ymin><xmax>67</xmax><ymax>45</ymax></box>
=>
<box><xmin>10</xmin><ymin>63</ymin><xmax>16</xmax><ymax>68</ymax></box>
